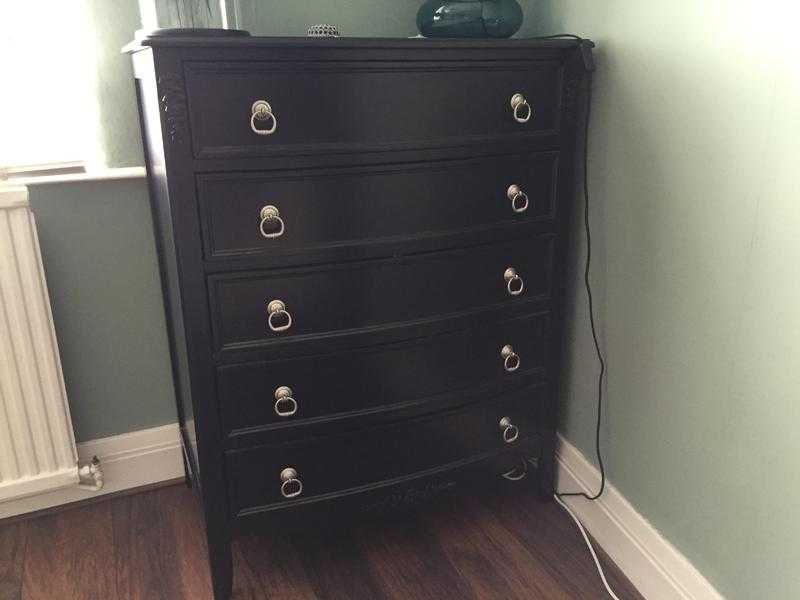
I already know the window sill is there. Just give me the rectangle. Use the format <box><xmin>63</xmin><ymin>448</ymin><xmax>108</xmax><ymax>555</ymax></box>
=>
<box><xmin>10</xmin><ymin>167</ymin><xmax>147</xmax><ymax>186</ymax></box>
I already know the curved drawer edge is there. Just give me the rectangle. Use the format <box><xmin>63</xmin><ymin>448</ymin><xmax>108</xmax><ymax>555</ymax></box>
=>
<box><xmin>224</xmin><ymin>369</ymin><xmax>547</xmax><ymax>449</ymax></box>
<box><xmin>234</xmin><ymin>441</ymin><xmax>539</xmax><ymax>520</ymax></box>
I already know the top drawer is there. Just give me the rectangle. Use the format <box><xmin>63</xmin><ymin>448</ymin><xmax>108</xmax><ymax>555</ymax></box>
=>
<box><xmin>184</xmin><ymin>60</ymin><xmax>562</xmax><ymax>159</ymax></box>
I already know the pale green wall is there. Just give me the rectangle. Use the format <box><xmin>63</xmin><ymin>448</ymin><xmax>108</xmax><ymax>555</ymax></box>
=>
<box><xmin>235</xmin><ymin>0</ymin><xmax>544</xmax><ymax>37</ymax></box>
<box><xmin>532</xmin><ymin>2</ymin><xmax>800</xmax><ymax>598</ymax></box>
<box><xmin>237</xmin><ymin>0</ymin><xmax>418</xmax><ymax>37</ymax></box>
<box><xmin>88</xmin><ymin>1</ymin><xmax>144</xmax><ymax>167</ymax></box>
<box><xmin>28</xmin><ymin>179</ymin><xmax>176</xmax><ymax>442</ymax></box>
<box><xmin>143</xmin><ymin>0</ymin><xmax>223</xmax><ymax>29</ymax></box>
<box><xmin>86</xmin><ymin>0</ymin><xmax>145</xmax><ymax>167</ymax></box>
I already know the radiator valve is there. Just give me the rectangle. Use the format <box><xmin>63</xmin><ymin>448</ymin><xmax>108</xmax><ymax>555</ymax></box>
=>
<box><xmin>78</xmin><ymin>455</ymin><xmax>104</xmax><ymax>491</ymax></box>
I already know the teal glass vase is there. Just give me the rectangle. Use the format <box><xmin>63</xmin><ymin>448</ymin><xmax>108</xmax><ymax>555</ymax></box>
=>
<box><xmin>416</xmin><ymin>0</ymin><xmax>523</xmax><ymax>38</ymax></box>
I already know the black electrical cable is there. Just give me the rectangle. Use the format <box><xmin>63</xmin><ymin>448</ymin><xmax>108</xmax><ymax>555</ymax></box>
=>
<box><xmin>528</xmin><ymin>34</ymin><xmax>585</xmax><ymax>40</ymax></box>
<box><xmin>516</xmin><ymin>39</ymin><xmax>614</xmax><ymax>597</ymax></box>
<box><xmin>522</xmin><ymin>35</ymin><xmax>607</xmax><ymax>501</ymax></box>
<box><xmin>556</xmin><ymin>68</ymin><xmax>607</xmax><ymax>502</ymax></box>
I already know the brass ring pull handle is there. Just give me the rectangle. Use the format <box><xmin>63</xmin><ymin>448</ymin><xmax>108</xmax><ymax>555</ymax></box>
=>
<box><xmin>267</xmin><ymin>299</ymin><xmax>293</xmax><ymax>333</ymax></box>
<box><xmin>251</xmin><ymin>100</ymin><xmax>277</xmax><ymax>135</ymax></box>
<box><xmin>501</xmin><ymin>344</ymin><xmax>520</xmax><ymax>372</ymax></box>
<box><xmin>507</xmin><ymin>184</ymin><xmax>530</xmax><ymax>213</ymax></box>
<box><xmin>259</xmin><ymin>205</ymin><xmax>285</xmax><ymax>239</ymax></box>
<box><xmin>280</xmin><ymin>467</ymin><xmax>303</xmax><ymax>498</ymax></box>
<box><xmin>273</xmin><ymin>386</ymin><xmax>298</xmax><ymax>417</ymax></box>
<box><xmin>501</xmin><ymin>459</ymin><xmax>529</xmax><ymax>481</ymax></box>
<box><xmin>504</xmin><ymin>267</ymin><xmax>525</xmax><ymax>297</ymax></box>
<box><xmin>510</xmin><ymin>93</ymin><xmax>532</xmax><ymax>123</ymax></box>
<box><xmin>499</xmin><ymin>417</ymin><xmax>520</xmax><ymax>444</ymax></box>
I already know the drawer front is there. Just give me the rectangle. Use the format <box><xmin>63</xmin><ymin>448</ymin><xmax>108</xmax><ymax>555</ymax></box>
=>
<box><xmin>198</xmin><ymin>152</ymin><xmax>558</xmax><ymax>261</ymax></box>
<box><xmin>209</xmin><ymin>236</ymin><xmax>554</xmax><ymax>352</ymax></box>
<box><xmin>233</xmin><ymin>451</ymin><xmax>532</xmax><ymax>530</ymax></box>
<box><xmin>218</xmin><ymin>311</ymin><xmax>549</xmax><ymax>437</ymax></box>
<box><xmin>185</xmin><ymin>61</ymin><xmax>561</xmax><ymax>159</ymax></box>
<box><xmin>226</xmin><ymin>385</ymin><xmax>544</xmax><ymax>516</ymax></box>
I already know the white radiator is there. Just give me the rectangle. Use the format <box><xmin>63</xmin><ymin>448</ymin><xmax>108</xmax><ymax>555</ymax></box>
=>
<box><xmin>0</xmin><ymin>185</ymin><xmax>79</xmax><ymax>502</ymax></box>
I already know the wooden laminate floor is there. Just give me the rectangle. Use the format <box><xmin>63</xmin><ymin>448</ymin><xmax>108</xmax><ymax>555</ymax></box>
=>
<box><xmin>0</xmin><ymin>483</ymin><xmax>643</xmax><ymax>600</ymax></box>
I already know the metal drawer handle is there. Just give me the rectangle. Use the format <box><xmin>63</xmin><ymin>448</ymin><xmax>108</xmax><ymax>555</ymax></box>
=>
<box><xmin>259</xmin><ymin>205</ymin><xmax>285</xmax><ymax>239</ymax></box>
<box><xmin>274</xmin><ymin>386</ymin><xmax>298</xmax><ymax>417</ymax></box>
<box><xmin>499</xmin><ymin>416</ymin><xmax>520</xmax><ymax>444</ymax></box>
<box><xmin>251</xmin><ymin>100</ymin><xmax>277</xmax><ymax>135</ymax></box>
<box><xmin>504</xmin><ymin>267</ymin><xmax>525</xmax><ymax>296</ymax></box>
<box><xmin>510</xmin><ymin>93</ymin><xmax>532</xmax><ymax>123</ymax></box>
<box><xmin>507</xmin><ymin>184</ymin><xmax>530</xmax><ymax>213</ymax></box>
<box><xmin>280</xmin><ymin>467</ymin><xmax>303</xmax><ymax>498</ymax></box>
<box><xmin>501</xmin><ymin>344</ymin><xmax>520</xmax><ymax>372</ymax></box>
<box><xmin>501</xmin><ymin>459</ymin><xmax>529</xmax><ymax>481</ymax></box>
<box><xmin>267</xmin><ymin>299</ymin><xmax>292</xmax><ymax>333</ymax></box>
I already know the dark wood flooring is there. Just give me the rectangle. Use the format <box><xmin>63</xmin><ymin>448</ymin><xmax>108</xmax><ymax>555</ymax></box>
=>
<box><xmin>0</xmin><ymin>483</ymin><xmax>643</xmax><ymax>600</ymax></box>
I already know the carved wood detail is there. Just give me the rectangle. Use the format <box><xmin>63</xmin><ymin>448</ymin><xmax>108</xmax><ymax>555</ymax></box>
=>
<box><xmin>158</xmin><ymin>75</ymin><xmax>188</xmax><ymax>144</ymax></box>
<box><xmin>364</xmin><ymin>480</ymin><xmax>458</xmax><ymax>514</ymax></box>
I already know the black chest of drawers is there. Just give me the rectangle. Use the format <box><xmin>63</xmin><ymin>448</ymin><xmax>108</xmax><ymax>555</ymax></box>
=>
<box><xmin>129</xmin><ymin>32</ymin><xmax>591</xmax><ymax>600</ymax></box>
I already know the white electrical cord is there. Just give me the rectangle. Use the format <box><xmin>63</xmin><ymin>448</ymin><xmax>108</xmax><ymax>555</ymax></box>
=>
<box><xmin>553</xmin><ymin>494</ymin><xmax>621</xmax><ymax>600</ymax></box>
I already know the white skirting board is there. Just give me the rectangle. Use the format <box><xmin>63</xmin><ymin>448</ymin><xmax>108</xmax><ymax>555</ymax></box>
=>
<box><xmin>0</xmin><ymin>423</ymin><xmax>184</xmax><ymax>520</ymax></box>
<box><xmin>556</xmin><ymin>435</ymin><xmax>724</xmax><ymax>600</ymax></box>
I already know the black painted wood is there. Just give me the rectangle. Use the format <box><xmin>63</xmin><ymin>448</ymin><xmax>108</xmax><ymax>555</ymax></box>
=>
<box><xmin>129</xmin><ymin>33</ymin><xmax>591</xmax><ymax>600</ymax></box>
<box><xmin>227</xmin><ymin>385</ymin><xmax>544</xmax><ymax>517</ymax></box>
<box><xmin>197</xmin><ymin>152</ymin><xmax>559</xmax><ymax>261</ymax></box>
<box><xmin>209</xmin><ymin>236</ymin><xmax>554</xmax><ymax>353</ymax></box>
<box><xmin>184</xmin><ymin>60</ymin><xmax>561</xmax><ymax>159</ymax></box>
<box><xmin>218</xmin><ymin>311</ymin><xmax>549</xmax><ymax>442</ymax></box>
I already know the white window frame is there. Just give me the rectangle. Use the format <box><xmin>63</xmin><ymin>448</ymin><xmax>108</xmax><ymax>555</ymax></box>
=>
<box><xmin>0</xmin><ymin>162</ymin><xmax>87</xmax><ymax>183</ymax></box>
